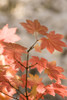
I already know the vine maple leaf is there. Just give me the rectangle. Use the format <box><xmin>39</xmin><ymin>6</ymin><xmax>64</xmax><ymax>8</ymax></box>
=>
<box><xmin>36</xmin><ymin>83</ymin><xmax>67</xmax><ymax>98</ymax></box>
<box><xmin>0</xmin><ymin>24</ymin><xmax>20</xmax><ymax>43</ymax></box>
<box><xmin>44</xmin><ymin>84</ymin><xmax>55</xmax><ymax>96</ymax></box>
<box><xmin>53</xmin><ymin>83</ymin><xmax>67</xmax><ymax>98</ymax></box>
<box><xmin>28</xmin><ymin>74</ymin><xmax>42</xmax><ymax>86</ymax></box>
<box><xmin>36</xmin><ymin>83</ymin><xmax>46</xmax><ymax>94</ymax></box>
<box><xmin>0</xmin><ymin>42</ymin><xmax>27</xmax><ymax>71</ymax></box>
<box><xmin>37</xmin><ymin>84</ymin><xmax>55</xmax><ymax>96</ymax></box>
<box><xmin>34</xmin><ymin>43</ymin><xmax>41</xmax><ymax>53</ymax></box>
<box><xmin>0</xmin><ymin>93</ymin><xmax>10</xmax><ymax>100</ymax></box>
<box><xmin>5</xmin><ymin>67</ymin><xmax>22</xmax><ymax>89</ymax></box>
<box><xmin>20</xmin><ymin>20</ymin><xmax>48</xmax><ymax>35</ymax></box>
<box><xmin>30</xmin><ymin>85</ymin><xmax>37</xmax><ymax>99</ymax></box>
<box><xmin>2</xmin><ymin>42</ymin><xmax>27</xmax><ymax>54</ymax></box>
<box><xmin>29</xmin><ymin>56</ymin><xmax>47</xmax><ymax>73</ymax></box>
<box><xmin>45</xmin><ymin>61</ymin><xmax>66</xmax><ymax>83</ymax></box>
<box><xmin>28</xmin><ymin>76</ymin><xmax>43</xmax><ymax>100</ymax></box>
<box><xmin>0</xmin><ymin>42</ymin><xmax>26</xmax><ymax>63</ymax></box>
<box><xmin>38</xmin><ymin>31</ymin><xmax>67</xmax><ymax>53</ymax></box>
<box><xmin>0</xmin><ymin>86</ymin><xmax>16</xmax><ymax>100</ymax></box>
<box><xmin>0</xmin><ymin>65</ymin><xmax>9</xmax><ymax>72</ymax></box>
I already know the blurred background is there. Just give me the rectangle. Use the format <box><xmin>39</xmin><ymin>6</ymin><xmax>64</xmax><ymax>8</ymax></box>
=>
<box><xmin>0</xmin><ymin>0</ymin><xmax>67</xmax><ymax>100</ymax></box>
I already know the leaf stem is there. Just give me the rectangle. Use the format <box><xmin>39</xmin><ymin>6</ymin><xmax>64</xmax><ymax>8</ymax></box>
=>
<box><xmin>25</xmin><ymin>40</ymin><xmax>38</xmax><ymax>100</ymax></box>
<box><xmin>29</xmin><ymin>63</ymin><xmax>37</xmax><ymax>68</ymax></box>
<box><xmin>5</xmin><ymin>80</ymin><xmax>26</xmax><ymax>99</ymax></box>
<box><xmin>15</xmin><ymin>59</ymin><xmax>26</xmax><ymax>69</ymax></box>
<box><xmin>25</xmin><ymin>52</ymin><xmax>29</xmax><ymax>100</ymax></box>
<box><xmin>27</xmin><ymin>40</ymin><xmax>38</xmax><ymax>52</ymax></box>
<box><xmin>0</xmin><ymin>91</ymin><xmax>19</xmax><ymax>100</ymax></box>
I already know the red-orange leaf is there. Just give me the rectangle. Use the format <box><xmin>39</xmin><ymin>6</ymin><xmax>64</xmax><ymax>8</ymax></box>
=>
<box><xmin>0</xmin><ymin>86</ymin><xmax>16</xmax><ymax>100</ymax></box>
<box><xmin>28</xmin><ymin>74</ymin><xmax>42</xmax><ymax>86</ymax></box>
<box><xmin>40</xmin><ymin>31</ymin><xmax>67</xmax><ymax>53</ymax></box>
<box><xmin>0</xmin><ymin>42</ymin><xmax>27</xmax><ymax>70</ymax></box>
<box><xmin>20</xmin><ymin>20</ymin><xmax>48</xmax><ymax>35</ymax></box>
<box><xmin>45</xmin><ymin>61</ymin><xmax>66</xmax><ymax>83</ymax></box>
<box><xmin>29</xmin><ymin>56</ymin><xmax>47</xmax><ymax>73</ymax></box>
<box><xmin>0</xmin><ymin>42</ymin><xmax>27</xmax><ymax>62</ymax></box>
<box><xmin>53</xmin><ymin>83</ymin><xmax>67</xmax><ymax>98</ymax></box>
<box><xmin>3</xmin><ymin>42</ymin><xmax>27</xmax><ymax>54</ymax></box>
<box><xmin>36</xmin><ymin>84</ymin><xmax>46</xmax><ymax>94</ymax></box>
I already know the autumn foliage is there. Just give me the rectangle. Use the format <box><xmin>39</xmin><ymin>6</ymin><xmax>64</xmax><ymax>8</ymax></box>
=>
<box><xmin>0</xmin><ymin>20</ymin><xmax>67</xmax><ymax>100</ymax></box>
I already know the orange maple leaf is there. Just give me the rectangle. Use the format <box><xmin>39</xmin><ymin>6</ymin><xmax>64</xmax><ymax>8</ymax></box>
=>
<box><xmin>0</xmin><ymin>42</ymin><xmax>26</xmax><ymax>62</ymax></box>
<box><xmin>20</xmin><ymin>20</ymin><xmax>48</xmax><ymax>35</ymax></box>
<box><xmin>37</xmin><ymin>83</ymin><xmax>67</xmax><ymax>98</ymax></box>
<box><xmin>3</xmin><ymin>42</ymin><xmax>27</xmax><ymax>54</ymax></box>
<box><xmin>36</xmin><ymin>84</ymin><xmax>46</xmax><ymax>94</ymax></box>
<box><xmin>29</xmin><ymin>56</ymin><xmax>47</xmax><ymax>73</ymax></box>
<box><xmin>45</xmin><ymin>61</ymin><xmax>66</xmax><ymax>83</ymax></box>
<box><xmin>40</xmin><ymin>31</ymin><xmax>67</xmax><ymax>53</ymax></box>
<box><xmin>0</xmin><ymin>42</ymin><xmax>27</xmax><ymax>70</ymax></box>
<box><xmin>5</xmin><ymin>67</ymin><xmax>22</xmax><ymax>89</ymax></box>
<box><xmin>0</xmin><ymin>86</ymin><xmax>16</xmax><ymax>100</ymax></box>
<box><xmin>34</xmin><ymin>43</ymin><xmax>41</xmax><ymax>53</ymax></box>
<box><xmin>53</xmin><ymin>83</ymin><xmax>67</xmax><ymax>98</ymax></box>
<box><xmin>28</xmin><ymin>74</ymin><xmax>42</xmax><ymax>86</ymax></box>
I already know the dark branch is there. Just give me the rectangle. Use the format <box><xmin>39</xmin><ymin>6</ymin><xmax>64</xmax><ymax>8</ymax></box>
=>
<box><xmin>15</xmin><ymin>58</ymin><xmax>26</xmax><ymax>69</ymax></box>
<box><xmin>29</xmin><ymin>63</ymin><xmax>38</xmax><ymax>68</ymax></box>
<box><xmin>4</xmin><ymin>80</ymin><xmax>26</xmax><ymax>99</ymax></box>
<box><xmin>27</xmin><ymin>40</ymin><xmax>38</xmax><ymax>52</ymax></box>
<box><xmin>25</xmin><ymin>52</ymin><xmax>29</xmax><ymax>100</ymax></box>
<box><xmin>0</xmin><ymin>91</ymin><xmax>19</xmax><ymax>100</ymax></box>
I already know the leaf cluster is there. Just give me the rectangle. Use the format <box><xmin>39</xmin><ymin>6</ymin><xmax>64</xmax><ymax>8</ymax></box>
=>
<box><xmin>0</xmin><ymin>20</ymin><xmax>67</xmax><ymax>100</ymax></box>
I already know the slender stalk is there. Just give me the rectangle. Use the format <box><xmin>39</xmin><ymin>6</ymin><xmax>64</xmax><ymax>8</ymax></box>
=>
<box><xmin>25</xmin><ymin>52</ymin><xmax>29</xmax><ymax>100</ymax></box>
<box><xmin>4</xmin><ymin>80</ymin><xmax>26</xmax><ymax>99</ymax></box>
<box><xmin>27</xmin><ymin>40</ymin><xmax>38</xmax><ymax>52</ymax></box>
<box><xmin>15</xmin><ymin>58</ymin><xmax>26</xmax><ymax>68</ymax></box>
<box><xmin>25</xmin><ymin>40</ymin><xmax>38</xmax><ymax>100</ymax></box>
<box><xmin>0</xmin><ymin>91</ymin><xmax>19</xmax><ymax>100</ymax></box>
<box><xmin>29</xmin><ymin>63</ymin><xmax>37</xmax><ymax>68</ymax></box>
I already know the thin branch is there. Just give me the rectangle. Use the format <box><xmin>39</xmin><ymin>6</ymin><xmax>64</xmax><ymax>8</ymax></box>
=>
<box><xmin>15</xmin><ymin>58</ymin><xmax>26</xmax><ymax>69</ymax></box>
<box><xmin>27</xmin><ymin>40</ymin><xmax>38</xmax><ymax>52</ymax></box>
<box><xmin>0</xmin><ymin>91</ymin><xmax>19</xmax><ymax>100</ymax></box>
<box><xmin>5</xmin><ymin>80</ymin><xmax>26</xmax><ymax>98</ymax></box>
<box><xmin>38</xmin><ymin>94</ymin><xmax>44</xmax><ymax>99</ymax></box>
<box><xmin>25</xmin><ymin>52</ymin><xmax>29</xmax><ymax>100</ymax></box>
<box><xmin>28</xmin><ymin>63</ymin><xmax>38</xmax><ymax>68</ymax></box>
<box><xmin>19</xmin><ymin>94</ymin><xmax>25</xmax><ymax>100</ymax></box>
<box><xmin>25</xmin><ymin>40</ymin><xmax>39</xmax><ymax>100</ymax></box>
